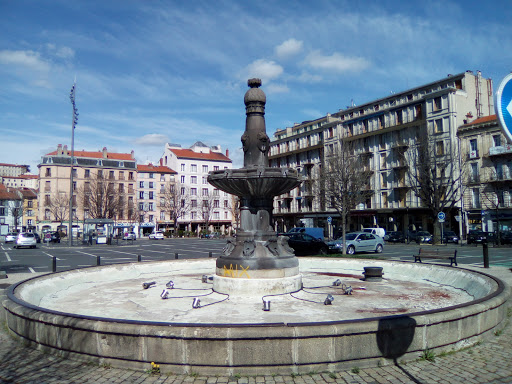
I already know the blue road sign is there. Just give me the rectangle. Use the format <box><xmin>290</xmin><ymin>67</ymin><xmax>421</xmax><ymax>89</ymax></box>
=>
<box><xmin>437</xmin><ymin>212</ymin><xmax>445</xmax><ymax>221</ymax></box>
<box><xmin>327</xmin><ymin>216</ymin><xmax>332</xmax><ymax>224</ymax></box>
<box><xmin>495</xmin><ymin>73</ymin><xmax>512</xmax><ymax>143</ymax></box>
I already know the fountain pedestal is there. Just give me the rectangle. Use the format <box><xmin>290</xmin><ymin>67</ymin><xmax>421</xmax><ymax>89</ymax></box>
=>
<box><xmin>208</xmin><ymin>79</ymin><xmax>302</xmax><ymax>295</ymax></box>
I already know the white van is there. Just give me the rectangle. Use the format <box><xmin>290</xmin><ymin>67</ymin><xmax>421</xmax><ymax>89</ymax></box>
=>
<box><xmin>362</xmin><ymin>228</ymin><xmax>386</xmax><ymax>238</ymax></box>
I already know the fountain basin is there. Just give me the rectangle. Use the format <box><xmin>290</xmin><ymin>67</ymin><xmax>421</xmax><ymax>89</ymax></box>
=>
<box><xmin>3</xmin><ymin>258</ymin><xmax>509</xmax><ymax>375</ymax></box>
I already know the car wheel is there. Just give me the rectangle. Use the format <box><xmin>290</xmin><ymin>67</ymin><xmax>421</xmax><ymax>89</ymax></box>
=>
<box><xmin>375</xmin><ymin>244</ymin><xmax>383</xmax><ymax>253</ymax></box>
<box><xmin>347</xmin><ymin>245</ymin><xmax>355</xmax><ymax>255</ymax></box>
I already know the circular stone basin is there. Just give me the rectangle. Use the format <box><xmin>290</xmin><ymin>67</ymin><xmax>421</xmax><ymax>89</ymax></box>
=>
<box><xmin>4</xmin><ymin>258</ymin><xmax>509</xmax><ymax>376</ymax></box>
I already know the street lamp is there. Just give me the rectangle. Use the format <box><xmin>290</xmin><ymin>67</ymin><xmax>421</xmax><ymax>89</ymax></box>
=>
<box><xmin>69</xmin><ymin>82</ymin><xmax>79</xmax><ymax>246</ymax></box>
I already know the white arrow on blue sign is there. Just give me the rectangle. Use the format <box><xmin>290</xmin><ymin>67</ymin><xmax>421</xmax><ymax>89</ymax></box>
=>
<box><xmin>327</xmin><ymin>216</ymin><xmax>332</xmax><ymax>224</ymax></box>
<box><xmin>495</xmin><ymin>73</ymin><xmax>512</xmax><ymax>143</ymax></box>
<box><xmin>437</xmin><ymin>212</ymin><xmax>445</xmax><ymax>220</ymax></box>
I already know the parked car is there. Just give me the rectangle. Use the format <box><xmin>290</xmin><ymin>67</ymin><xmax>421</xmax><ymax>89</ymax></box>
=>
<box><xmin>386</xmin><ymin>231</ymin><xmax>405</xmax><ymax>243</ymax></box>
<box><xmin>362</xmin><ymin>228</ymin><xmax>386</xmax><ymax>238</ymax></box>
<box><xmin>123</xmin><ymin>232</ymin><xmax>137</xmax><ymax>240</ymax></box>
<box><xmin>327</xmin><ymin>232</ymin><xmax>384</xmax><ymax>255</ymax></box>
<box><xmin>4</xmin><ymin>232</ymin><xmax>17</xmax><ymax>243</ymax></box>
<box><xmin>467</xmin><ymin>230</ymin><xmax>487</xmax><ymax>244</ymax></box>
<box><xmin>415</xmin><ymin>231</ymin><xmax>433</xmax><ymax>244</ymax></box>
<box><xmin>442</xmin><ymin>230</ymin><xmax>459</xmax><ymax>244</ymax></box>
<box><xmin>280</xmin><ymin>227</ymin><xmax>324</xmax><ymax>240</ymax></box>
<box><xmin>33</xmin><ymin>232</ymin><xmax>41</xmax><ymax>243</ymax></box>
<box><xmin>407</xmin><ymin>230</ymin><xmax>418</xmax><ymax>243</ymax></box>
<box><xmin>149</xmin><ymin>231</ymin><xmax>164</xmax><ymax>240</ymax></box>
<box><xmin>500</xmin><ymin>231</ymin><xmax>512</xmax><ymax>245</ymax></box>
<box><xmin>14</xmin><ymin>232</ymin><xmax>37</xmax><ymax>249</ymax></box>
<box><xmin>283</xmin><ymin>233</ymin><xmax>328</xmax><ymax>256</ymax></box>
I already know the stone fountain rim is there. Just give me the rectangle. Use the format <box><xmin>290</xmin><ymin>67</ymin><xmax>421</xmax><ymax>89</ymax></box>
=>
<box><xmin>6</xmin><ymin>259</ymin><xmax>506</xmax><ymax>328</ymax></box>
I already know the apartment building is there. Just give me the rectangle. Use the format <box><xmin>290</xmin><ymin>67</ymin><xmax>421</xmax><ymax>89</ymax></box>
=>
<box><xmin>270</xmin><ymin>70</ymin><xmax>494</xmax><ymax>237</ymax></box>
<box><xmin>37</xmin><ymin>145</ymin><xmax>137</xmax><ymax>234</ymax></box>
<box><xmin>458</xmin><ymin>115</ymin><xmax>512</xmax><ymax>232</ymax></box>
<box><xmin>0</xmin><ymin>184</ymin><xmax>22</xmax><ymax>235</ymax></box>
<box><xmin>160</xmin><ymin>142</ymin><xmax>233</xmax><ymax>235</ymax></box>
<box><xmin>0</xmin><ymin>174</ymin><xmax>39</xmax><ymax>189</ymax></box>
<box><xmin>269</xmin><ymin>114</ymin><xmax>340</xmax><ymax>232</ymax></box>
<box><xmin>136</xmin><ymin>163</ymin><xmax>177</xmax><ymax>236</ymax></box>
<box><xmin>0</xmin><ymin>163</ymin><xmax>30</xmax><ymax>177</ymax></box>
<box><xmin>18</xmin><ymin>188</ymin><xmax>38</xmax><ymax>232</ymax></box>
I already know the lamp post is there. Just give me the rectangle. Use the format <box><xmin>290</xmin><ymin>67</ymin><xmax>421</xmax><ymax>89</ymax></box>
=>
<box><xmin>69</xmin><ymin>82</ymin><xmax>79</xmax><ymax>246</ymax></box>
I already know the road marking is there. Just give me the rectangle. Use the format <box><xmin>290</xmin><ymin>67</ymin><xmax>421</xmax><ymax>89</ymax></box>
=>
<box><xmin>28</xmin><ymin>267</ymin><xmax>35</xmax><ymax>273</ymax></box>
<box><xmin>75</xmin><ymin>250</ymin><xmax>101</xmax><ymax>258</ymax></box>
<box><xmin>42</xmin><ymin>251</ymin><xmax>61</xmax><ymax>260</ymax></box>
<box><xmin>4</xmin><ymin>252</ymin><xmax>11</xmax><ymax>261</ymax></box>
<box><xmin>106</xmin><ymin>250</ymin><xmax>139</xmax><ymax>256</ymax></box>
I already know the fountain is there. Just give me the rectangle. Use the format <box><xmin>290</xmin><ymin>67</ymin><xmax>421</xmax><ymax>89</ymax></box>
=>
<box><xmin>208</xmin><ymin>78</ymin><xmax>301</xmax><ymax>295</ymax></box>
<box><xmin>2</xmin><ymin>80</ymin><xmax>510</xmax><ymax>376</ymax></box>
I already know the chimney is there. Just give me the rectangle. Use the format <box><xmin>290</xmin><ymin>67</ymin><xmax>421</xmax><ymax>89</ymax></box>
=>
<box><xmin>102</xmin><ymin>147</ymin><xmax>108</xmax><ymax>158</ymax></box>
<box><xmin>57</xmin><ymin>144</ymin><xmax>62</xmax><ymax>154</ymax></box>
<box><xmin>131</xmin><ymin>150</ymin><xmax>135</xmax><ymax>159</ymax></box>
<box><xmin>63</xmin><ymin>145</ymin><xmax>68</xmax><ymax>155</ymax></box>
<box><xmin>226</xmin><ymin>149</ymin><xmax>229</xmax><ymax>158</ymax></box>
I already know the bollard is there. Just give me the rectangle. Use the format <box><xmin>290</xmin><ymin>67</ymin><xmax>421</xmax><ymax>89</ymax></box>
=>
<box><xmin>138</xmin><ymin>254</ymin><xmax>142</xmax><ymax>262</ymax></box>
<box><xmin>209</xmin><ymin>251</ymin><xmax>212</xmax><ymax>258</ymax></box>
<box><xmin>97</xmin><ymin>255</ymin><xmax>101</xmax><ymax>266</ymax></box>
<box><xmin>52</xmin><ymin>256</ymin><xmax>57</xmax><ymax>273</ymax></box>
<box><xmin>483</xmin><ymin>242</ymin><xmax>489</xmax><ymax>268</ymax></box>
<box><xmin>175</xmin><ymin>252</ymin><xmax>179</xmax><ymax>259</ymax></box>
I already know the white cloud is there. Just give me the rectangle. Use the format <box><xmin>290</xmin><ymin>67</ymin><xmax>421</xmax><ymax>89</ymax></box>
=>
<box><xmin>304</xmin><ymin>51</ymin><xmax>370</xmax><ymax>73</ymax></box>
<box><xmin>244</xmin><ymin>59</ymin><xmax>284</xmax><ymax>83</ymax></box>
<box><xmin>266</xmin><ymin>83</ymin><xmax>289</xmax><ymax>94</ymax></box>
<box><xmin>0</xmin><ymin>50</ymin><xmax>50</xmax><ymax>72</ymax></box>
<box><xmin>297</xmin><ymin>71</ymin><xmax>323</xmax><ymax>83</ymax></box>
<box><xmin>134</xmin><ymin>133</ymin><xmax>170</xmax><ymax>146</ymax></box>
<box><xmin>275</xmin><ymin>39</ymin><xmax>303</xmax><ymax>59</ymax></box>
<box><xmin>55</xmin><ymin>46</ymin><xmax>75</xmax><ymax>60</ymax></box>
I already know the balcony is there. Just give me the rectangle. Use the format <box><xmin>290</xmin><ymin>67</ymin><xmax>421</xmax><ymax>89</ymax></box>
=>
<box><xmin>467</xmin><ymin>150</ymin><xmax>479</xmax><ymax>160</ymax></box>
<box><xmin>467</xmin><ymin>175</ymin><xmax>480</xmax><ymax>184</ymax></box>
<box><xmin>487</xmin><ymin>172</ymin><xmax>512</xmax><ymax>183</ymax></box>
<box><xmin>489</xmin><ymin>145</ymin><xmax>512</xmax><ymax>156</ymax></box>
<box><xmin>392</xmin><ymin>160</ymin><xmax>408</xmax><ymax>169</ymax></box>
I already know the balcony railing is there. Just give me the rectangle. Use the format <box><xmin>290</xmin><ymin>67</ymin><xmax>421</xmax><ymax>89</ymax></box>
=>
<box><xmin>489</xmin><ymin>145</ymin><xmax>512</xmax><ymax>156</ymax></box>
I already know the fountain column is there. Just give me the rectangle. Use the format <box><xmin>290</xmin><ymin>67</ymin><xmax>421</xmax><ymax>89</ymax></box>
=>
<box><xmin>208</xmin><ymin>79</ymin><xmax>302</xmax><ymax>295</ymax></box>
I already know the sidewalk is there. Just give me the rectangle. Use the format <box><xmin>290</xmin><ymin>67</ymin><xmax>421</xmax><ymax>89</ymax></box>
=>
<box><xmin>1</xmin><ymin>267</ymin><xmax>511</xmax><ymax>384</ymax></box>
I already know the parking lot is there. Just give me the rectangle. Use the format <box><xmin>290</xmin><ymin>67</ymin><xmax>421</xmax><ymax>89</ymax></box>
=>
<box><xmin>1</xmin><ymin>238</ymin><xmax>511</xmax><ymax>275</ymax></box>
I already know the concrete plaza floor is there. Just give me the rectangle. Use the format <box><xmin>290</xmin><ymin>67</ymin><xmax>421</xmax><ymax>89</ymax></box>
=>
<box><xmin>1</xmin><ymin>264</ymin><xmax>512</xmax><ymax>384</ymax></box>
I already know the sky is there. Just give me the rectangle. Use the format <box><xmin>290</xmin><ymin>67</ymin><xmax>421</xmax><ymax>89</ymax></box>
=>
<box><xmin>1</xmin><ymin>0</ymin><xmax>512</xmax><ymax>173</ymax></box>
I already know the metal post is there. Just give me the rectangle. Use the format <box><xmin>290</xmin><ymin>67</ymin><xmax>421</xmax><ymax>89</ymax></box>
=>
<box><xmin>68</xmin><ymin>82</ymin><xmax>78</xmax><ymax>247</ymax></box>
<box><xmin>209</xmin><ymin>251</ymin><xmax>213</xmax><ymax>258</ymax></box>
<box><xmin>175</xmin><ymin>252</ymin><xmax>179</xmax><ymax>259</ymax></box>
<box><xmin>52</xmin><ymin>256</ymin><xmax>57</xmax><ymax>273</ymax></box>
<box><xmin>96</xmin><ymin>255</ymin><xmax>101</xmax><ymax>266</ymax></box>
<box><xmin>138</xmin><ymin>254</ymin><xmax>142</xmax><ymax>262</ymax></box>
<box><xmin>483</xmin><ymin>242</ymin><xmax>489</xmax><ymax>268</ymax></box>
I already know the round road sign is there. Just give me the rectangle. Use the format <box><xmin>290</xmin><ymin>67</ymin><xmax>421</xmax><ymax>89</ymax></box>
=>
<box><xmin>437</xmin><ymin>212</ymin><xmax>445</xmax><ymax>221</ymax></box>
<box><xmin>495</xmin><ymin>73</ymin><xmax>512</xmax><ymax>143</ymax></box>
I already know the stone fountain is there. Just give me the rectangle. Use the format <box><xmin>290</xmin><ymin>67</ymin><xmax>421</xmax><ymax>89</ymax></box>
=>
<box><xmin>208</xmin><ymin>78</ymin><xmax>302</xmax><ymax>295</ymax></box>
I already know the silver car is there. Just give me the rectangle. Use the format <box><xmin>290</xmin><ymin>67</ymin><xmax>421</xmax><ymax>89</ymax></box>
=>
<box><xmin>5</xmin><ymin>232</ymin><xmax>17</xmax><ymax>243</ymax></box>
<box><xmin>327</xmin><ymin>231</ymin><xmax>384</xmax><ymax>254</ymax></box>
<box><xmin>14</xmin><ymin>232</ymin><xmax>37</xmax><ymax>249</ymax></box>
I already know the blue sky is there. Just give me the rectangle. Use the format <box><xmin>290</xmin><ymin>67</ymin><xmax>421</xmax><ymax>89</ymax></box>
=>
<box><xmin>1</xmin><ymin>0</ymin><xmax>512</xmax><ymax>172</ymax></box>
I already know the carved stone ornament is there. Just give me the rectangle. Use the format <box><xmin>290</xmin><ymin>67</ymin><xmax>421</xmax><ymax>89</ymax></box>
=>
<box><xmin>243</xmin><ymin>240</ymin><xmax>256</xmax><ymax>257</ymax></box>
<box><xmin>222</xmin><ymin>238</ymin><xmax>236</xmax><ymax>256</ymax></box>
<box><xmin>264</xmin><ymin>238</ymin><xmax>279</xmax><ymax>256</ymax></box>
<box><xmin>257</xmin><ymin>132</ymin><xmax>270</xmax><ymax>153</ymax></box>
<box><xmin>278</xmin><ymin>236</ymin><xmax>295</xmax><ymax>255</ymax></box>
<box><xmin>241</xmin><ymin>133</ymin><xmax>249</xmax><ymax>152</ymax></box>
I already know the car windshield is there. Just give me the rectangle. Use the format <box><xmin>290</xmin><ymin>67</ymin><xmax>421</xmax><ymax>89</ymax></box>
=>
<box><xmin>417</xmin><ymin>231</ymin><xmax>430</xmax><ymax>236</ymax></box>
<box><xmin>22</xmin><ymin>233</ymin><xmax>34</xmax><ymax>237</ymax></box>
<box><xmin>337</xmin><ymin>233</ymin><xmax>357</xmax><ymax>240</ymax></box>
<box><xmin>445</xmin><ymin>231</ymin><xmax>456</xmax><ymax>236</ymax></box>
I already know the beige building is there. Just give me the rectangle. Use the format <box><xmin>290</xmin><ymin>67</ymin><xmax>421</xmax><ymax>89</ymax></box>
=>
<box><xmin>0</xmin><ymin>163</ymin><xmax>30</xmax><ymax>177</ymax></box>
<box><xmin>37</xmin><ymin>145</ymin><xmax>137</xmax><ymax>234</ymax></box>
<box><xmin>458</xmin><ymin>115</ymin><xmax>512</xmax><ymax>233</ymax></box>
<box><xmin>18</xmin><ymin>188</ymin><xmax>38</xmax><ymax>232</ymax></box>
<box><xmin>270</xmin><ymin>70</ymin><xmax>494</xmax><ymax>238</ymax></box>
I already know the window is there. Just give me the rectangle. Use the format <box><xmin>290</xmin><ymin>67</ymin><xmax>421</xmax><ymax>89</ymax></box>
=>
<box><xmin>471</xmin><ymin>188</ymin><xmax>480</xmax><ymax>208</ymax></box>
<box><xmin>160</xmin><ymin>212</ymin><xmax>165</xmax><ymax>220</ymax></box>
<box><xmin>214</xmin><ymin>212</ymin><xmax>220</xmax><ymax>220</ymax></box>
<box><xmin>139</xmin><ymin>203</ymin><xmax>144</xmax><ymax>210</ymax></box>
<box><xmin>434</xmin><ymin>119</ymin><xmax>443</xmax><ymax>133</ymax></box>
<box><xmin>109</xmin><ymin>171</ymin><xmax>115</xmax><ymax>179</ymax></box>
<box><xmin>191</xmin><ymin>176</ymin><xmax>197</xmax><ymax>184</ymax></box>
<box><xmin>45</xmin><ymin>180</ymin><xmax>51</xmax><ymax>192</ymax></box>
<box><xmin>181</xmin><ymin>164</ymin><xmax>185</xmax><ymax>171</ymax></box>
<box><xmin>149</xmin><ymin>173</ymin><xmax>154</xmax><ymax>179</ymax></box>
<box><xmin>202</xmin><ymin>176</ymin><xmax>208</xmax><ymax>184</ymax></box>
<box><xmin>149</xmin><ymin>192</ymin><xmax>154</xmax><ymax>199</ymax></box>
<box><xmin>380</xmin><ymin>153</ymin><xmax>386</xmax><ymax>169</ymax></box>
<box><xmin>45</xmin><ymin>167</ymin><xmax>51</xmax><ymax>177</ymax></box>
<box><xmin>27</xmin><ymin>200</ymin><xmax>33</xmax><ymax>208</ymax></box>
<box><xmin>191</xmin><ymin>164</ymin><xmax>197</xmax><ymax>172</ymax></box>
<box><xmin>72</xmin><ymin>168</ymin><xmax>78</xmax><ymax>177</ymax></box>
<box><xmin>202</xmin><ymin>165</ymin><xmax>208</xmax><ymax>173</ymax></box>
<box><xmin>181</xmin><ymin>187</ymin><xmax>186</xmax><ymax>195</ymax></box>
<box><xmin>139</xmin><ymin>192</ymin><xmax>144</xmax><ymax>199</ymax></box>
<box><xmin>149</xmin><ymin>182</ymin><xmax>154</xmax><ymax>189</ymax></box>
<box><xmin>73</xmin><ymin>181</ymin><xmax>77</xmax><ymax>191</ymax></box>
<box><xmin>27</xmin><ymin>219</ymin><xmax>33</xmax><ymax>226</ymax></box>
<box><xmin>128</xmin><ymin>172</ymin><xmax>134</xmax><ymax>180</ymax></box>
<box><xmin>160</xmin><ymin>174</ymin><xmax>165</xmax><ymax>181</ymax></box>
<box><xmin>139</xmin><ymin>181</ymin><xmax>144</xmax><ymax>188</ymax></box>
<box><xmin>202</xmin><ymin>188</ymin><xmax>209</xmax><ymax>196</ymax></box>
<box><xmin>382</xmin><ymin>192</ymin><xmax>388</xmax><ymax>208</ymax></box>
<box><xmin>148</xmin><ymin>203</ymin><xmax>154</xmax><ymax>211</ymax></box>
<box><xmin>493</xmin><ymin>135</ymin><xmax>502</xmax><ymax>147</ymax></box>
<box><xmin>213</xmin><ymin>189</ymin><xmax>219</xmax><ymax>196</ymax></box>
<box><xmin>470</xmin><ymin>163</ymin><xmax>479</xmax><ymax>182</ymax></box>
<box><xmin>140</xmin><ymin>215</ymin><xmax>145</xmax><ymax>222</ymax></box>
<box><xmin>224</xmin><ymin>200</ymin><xmax>228</xmax><ymax>208</ymax></box>
<box><xmin>119</xmin><ymin>183</ymin><xmax>124</xmax><ymax>193</ymax></box>
<box><xmin>0</xmin><ymin>208</ymin><xmax>4</xmax><ymax>216</ymax></box>
<box><xmin>45</xmin><ymin>209</ymin><xmax>51</xmax><ymax>220</ymax></box>
<box><xmin>44</xmin><ymin>195</ymin><xmax>51</xmax><ymax>206</ymax></box>
<box><xmin>191</xmin><ymin>200</ymin><xmax>197</xmax><ymax>208</ymax></box>
<box><xmin>191</xmin><ymin>188</ymin><xmax>197</xmax><ymax>195</ymax></box>
<box><xmin>433</xmin><ymin>96</ymin><xmax>442</xmax><ymax>111</ymax></box>
<box><xmin>436</xmin><ymin>141</ymin><xmax>444</xmax><ymax>156</ymax></box>
<box><xmin>214</xmin><ymin>200</ymin><xmax>220</xmax><ymax>208</ymax></box>
<box><xmin>181</xmin><ymin>199</ymin><xmax>186</xmax><ymax>208</ymax></box>
<box><xmin>119</xmin><ymin>171</ymin><xmax>124</xmax><ymax>180</ymax></box>
<box><xmin>214</xmin><ymin>166</ymin><xmax>219</xmax><ymax>171</ymax></box>
<box><xmin>225</xmin><ymin>212</ymin><xmax>229</xmax><ymax>219</ymax></box>
<box><xmin>97</xmin><ymin>170</ymin><xmax>103</xmax><ymax>179</ymax></box>
<box><xmin>128</xmin><ymin>184</ymin><xmax>134</xmax><ymax>193</ymax></box>
<box><xmin>181</xmin><ymin>175</ymin><xmax>185</xmax><ymax>183</ymax></box>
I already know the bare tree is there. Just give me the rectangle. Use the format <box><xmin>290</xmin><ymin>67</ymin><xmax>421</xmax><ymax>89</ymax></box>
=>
<box><xmin>161</xmin><ymin>182</ymin><xmax>190</xmax><ymax>233</ymax></box>
<box><xmin>48</xmin><ymin>192</ymin><xmax>69</xmax><ymax>230</ymax></box>
<box><xmin>320</xmin><ymin>140</ymin><xmax>374</xmax><ymax>254</ymax></box>
<box><xmin>9</xmin><ymin>202</ymin><xmax>23</xmax><ymax>231</ymax></box>
<box><xmin>77</xmin><ymin>172</ymin><xmax>123</xmax><ymax>219</ymax></box>
<box><xmin>405</xmin><ymin>133</ymin><xmax>466</xmax><ymax>243</ymax></box>
<box><xmin>481</xmin><ymin>181</ymin><xmax>507</xmax><ymax>245</ymax></box>
<box><xmin>200</xmin><ymin>193</ymin><xmax>218</xmax><ymax>234</ymax></box>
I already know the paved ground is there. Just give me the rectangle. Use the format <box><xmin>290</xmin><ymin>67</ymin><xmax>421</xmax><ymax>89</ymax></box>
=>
<box><xmin>1</xmin><ymin>266</ymin><xmax>512</xmax><ymax>384</ymax></box>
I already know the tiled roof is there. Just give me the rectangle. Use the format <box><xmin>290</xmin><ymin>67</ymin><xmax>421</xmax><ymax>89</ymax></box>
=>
<box><xmin>170</xmin><ymin>148</ymin><xmax>231</xmax><ymax>162</ymax></box>
<box><xmin>18</xmin><ymin>188</ymin><xmax>37</xmax><ymax>198</ymax></box>
<box><xmin>0</xmin><ymin>184</ymin><xmax>21</xmax><ymax>200</ymax></box>
<box><xmin>462</xmin><ymin>115</ymin><xmax>497</xmax><ymax>127</ymax></box>
<box><xmin>137</xmin><ymin>164</ymin><xmax>177</xmax><ymax>174</ymax></box>
<box><xmin>0</xmin><ymin>163</ymin><xmax>29</xmax><ymax>168</ymax></box>
<box><xmin>46</xmin><ymin>150</ymin><xmax>134</xmax><ymax>161</ymax></box>
<box><xmin>3</xmin><ymin>174</ymin><xmax>38</xmax><ymax>179</ymax></box>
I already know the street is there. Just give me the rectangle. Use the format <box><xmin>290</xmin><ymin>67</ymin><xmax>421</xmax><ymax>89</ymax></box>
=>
<box><xmin>1</xmin><ymin>238</ymin><xmax>511</xmax><ymax>275</ymax></box>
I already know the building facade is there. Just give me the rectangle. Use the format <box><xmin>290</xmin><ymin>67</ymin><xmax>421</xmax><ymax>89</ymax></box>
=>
<box><xmin>0</xmin><ymin>184</ymin><xmax>22</xmax><ymax>237</ymax></box>
<box><xmin>458</xmin><ymin>115</ymin><xmax>512</xmax><ymax>233</ymax></box>
<box><xmin>160</xmin><ymin>142</ymin><xmax>233</xmax><ymax>235</ymax></box>
<box><xmin>270</xmin><ymin>71</ymin><xmax>494</xmax><ymax>238</ymax></box>
<box><xmin>136</xmin><ymin>163</ymin><xmax>177</xmax><ymax>236</ymax></box>
<box><xmin>0</xmin><ymin>163</ymin><xmax>30</xmax><ymax>177</ymax></box>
